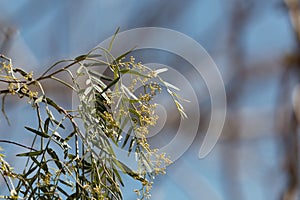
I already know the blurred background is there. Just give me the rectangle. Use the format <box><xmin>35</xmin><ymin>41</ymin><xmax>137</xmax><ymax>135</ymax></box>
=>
<box><xmin>0</xmin><ymin>0</ymin><xmax>299</xmax><ymax>199</ymax></box>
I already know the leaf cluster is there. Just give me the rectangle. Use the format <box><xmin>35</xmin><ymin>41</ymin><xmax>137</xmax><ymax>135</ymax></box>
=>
<box><xmin>0</xmin><ymin>31</ymin><xmax>186</xmax><ymax>200</ymax></box>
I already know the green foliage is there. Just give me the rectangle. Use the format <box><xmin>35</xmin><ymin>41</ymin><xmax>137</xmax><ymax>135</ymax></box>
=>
<box><xmin>0</xmin><ymin>33</ymin><xmax>186</xmax><ymax>199</ymax></box>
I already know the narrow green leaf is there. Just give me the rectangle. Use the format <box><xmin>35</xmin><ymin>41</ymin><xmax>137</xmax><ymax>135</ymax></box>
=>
<box><xmin>122</xmin><ymin>84</ymin><xmax>138</xmax><ymax>100</ymax></box>
<box><xmin>100</xmin><ymin>76</ymin><xmax>120</xmax><ymax>94</ymax></box>
<box><xmin>95</xmin><ymin>96</ymin><xmax>108</xmax><ymax>113</ymax></box>
<box><xmin>91</xmin><ymin>76</ymin><xmax>108</xmax><ymax>88</ymax></box>
<box><xmin>117</xmin><ymin>117</ymin><xmax>129</xmax><ymax>141</ymax></box>
<box><xmin>128</xmin><ymin>138</ymin><xmax>135</xmax><ymax>155</ymax></box>
<box><xmin>75</xmin><ymin>55</ymin><xmax>87</xmax><ymax>61</ymax></box>
<box><xmin>58</xmin><ymin>179</ymin><xmax>73</xmax><ymax>187</ymax></box>
<box><xmin>154</xmin><ymin>68</ymin><xmax>168</xmax><ymax>75</ymax></box>
<box><xmin>108</xmin><ymin>27</ymin><xmax>120</xmax><ymax>51</ymax></box>
<box><xmin>141</xmin><ymin>153</ymin><xmax>153</xmax><ymax>172</ymax></box>
<box><xmin>88</xmin><ymin>70</ymin><xmax>113</xmax><ymax>81</ymax></box>
<box><xmin>128</xmin><ymin>99</ymin><xmax>140</xmax><ymax>103</ymax></box>
<box><xmin>113</xmin><ymin>47</ymin><xmax>135</xmax><ymax>64</ymax></box>
<box><xmin>84</xmin><ymin>62</ymin><xmax>106</xmax><ymax>68</ymax></box>
<box><xmin>122</xmin><ymin>127</ymin><xmax>133</xmax><ymax>148</ymax></box>
<box><xmin>44</xmin><ymin>117</ymin><xmax>50</xmax><ymax>133</ymax></box>
<box><xmin>45</xmin><ymin>97</ymin><xmax>62</xmax><ymax>113</ymax></box>
<box><xmin>128</xmin><ymin>108</ymin><xmax>141</xmax><ymax>118</ymax></box>
<box><xmin>52</xmin><ymin>119</ymin><xmax>65</xmax><ymax>129</ymax></box>
<box><xmin>47</xmin><ymin>148</ymin><xmax>66</xmax><ymax>174</ymax></box>
<box><xmin>57</xmin><ymin>186</ymin><xmax>70</xmax><ymax>197</ymax></box>
<box><xmin>67</xmin><ymin>154</ymin><xmax>76</xmax><ymax>161</ymax></box>
<box><xmin>83</xmin><ymin>86</ymin><xmax>93</xmax><ymax>97</ymax></box>
<box><xmin>16</xmin><ymin>150</ymin><xmax>44</xmax><ymax>157</ymax></box>
<box><xmin>76</xmin><ymin>65</ymin><xmax>84</xmax><ymax>75</ymax></box>
<box><xmin>163</xmin><ymin>81</ymin><xmax>180</xmax><ymax>91</ymax></box>
<box><xmin>87</xmin><ymin>53</ymin><xmax>102</xmax><ymax>58</ymax></box>
<box><xmin>94</xmin><ymin>84</ymin><xmax>103</xmax><ymax>93</ymax></box>
<box><xmin>116</xmin><ymin>159</ymin><xmax>148</xmax><ymax>184</ymax></box>
<box><xmin>113</xmin><ymin>167</ymin><xmax>124</xmax><ymax>186</ymax></box>
<box><xmin>31</xmin><ymin>156</ymin><xmax>49</xmax><ymax>173</ymax></box>
<box><xmin>25</xmin><ymin>126</ymin><xmax>49</xmax><ymax>138</ymax></box>
<box><xmin>64</xmin><ymin>131</ymin><xmax>76</xmax><ymax>143</ymax></box>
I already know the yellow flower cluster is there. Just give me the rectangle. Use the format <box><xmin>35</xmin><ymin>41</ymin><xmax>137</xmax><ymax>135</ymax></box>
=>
<box><xmin>42</xmin><ymin>173</ymin><xmax>52</xmax><ymax>186</ymax></box>
<box><xmin>3</xmin><ymin>62</ymin><xmax>12</xmax><ymax>72</ymax></box>
<box><xmin>1</xmin><ymin>59</ymin><xmax>38</xmax><ymax>101</ymax></box>
<box><xmin>100</xmin><ymin>111</ymin><xmax>120</xmax><ymax>138</ymax></box>
<box><xmin>90</xmin><ymin>55</ymin><xmax>179</xmax><ymax>199</ymax></box>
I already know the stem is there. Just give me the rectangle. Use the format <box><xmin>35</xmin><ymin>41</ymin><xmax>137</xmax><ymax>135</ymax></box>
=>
<box><xmin>37</xmin><ymin>60</ymin><xmax>81</xmax><ymax>82</ymax></box>
<box><xmin>0</xmin><ymin>79</ymin><xmax>26</xmax><ymax>83</ymax></box>
<box><xmin>0</xmin><ymin>55</ymin><xmax>10</xmax><ymax>62</ymax></box>
<box><xmin>1</xmin><ymin>94</ymin><xmax>10</xmax><ymax>126</ymax></box>
<box><xmin>75</xmin><ymin>132</ymin><xmax>79</xmax><ymax>196</ymax></box>
<box><xmin>39</xmin><ymin>59</ymin><xmax>75</xmax><ymax>78</ymax></box>
<box><xmin>0</xmin><ymin>140</ymin><xmax>37</xmax><ymax>151</ymax></box>
<box><xmin>50</xmin><ymin>76</ymin><xmax>76</xmax><ymax>91</ymax></box>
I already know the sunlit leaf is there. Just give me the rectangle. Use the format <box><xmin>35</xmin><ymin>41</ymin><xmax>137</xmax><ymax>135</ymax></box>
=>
<box><xmin>16</xmin><ymin>150</ymin><xmax>44</xmax><ymax>157</ymax></box>
<box><xmin>108</xmin><ymin>27</ymin><xmax>120</xmax><ymax>51</ymax></box>
<box><xmin>154</xmin><ymin>68</ymin><xmax>168</xmax><ymax>75</ymax></box>
<box><xmin>163</xmin><ymin>81</ymin><xmax>180</xmax><ymax>91</ymax></box>
<box><xmin>121</xmin><ymin>84</ymin><xmax>138</xmax><ymax>100</ymax></box>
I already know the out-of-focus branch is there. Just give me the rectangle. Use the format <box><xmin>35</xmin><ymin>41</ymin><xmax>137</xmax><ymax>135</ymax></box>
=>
<box><xmin>278</xmin><ymin>1</ymin><xmax>300</xmax><ymax>199</ymax></box>
<box><xmin>219</xmin><ymin>1</ymin><xmax>257</xmax><ymax>199</ymax></box>
<box><xmin>284</xmin><ymin>0</ymin><xmax>300</xmax><ymax>45</ymax></box>
<box><xmin>0</xmin><ymin>22</ymin><xmax>17</xmax><ymax>54</ymax></box>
